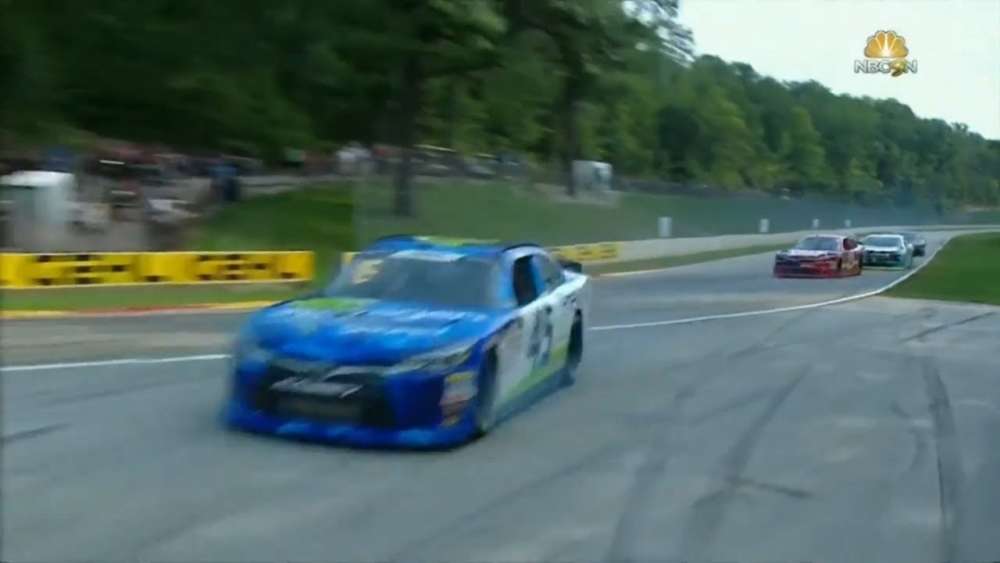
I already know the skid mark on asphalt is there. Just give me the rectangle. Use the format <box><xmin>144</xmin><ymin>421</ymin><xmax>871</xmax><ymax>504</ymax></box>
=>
<box><xmin>920</xmin><ymin>358</ymin><xmax>965</xmax><ymax>563</ymax></box>
<box><xmin>891</xmin><ymin>402</ymin><xmax>930</xmax><ymax>476</ymax></box>
<box><xmin>602</xmin><ymin>311</ymin><xmax>814</xmax><ymax>563</ymax></box>
<box><xmin>394</xmin><ymin>313</ymin><xmax>817</xmax><ymax>562</ymax></box>
<box><xmin>902</xmin><ymin>311</ymin><xmax>995</xmax><ymax>343</ymax></box>
<box><xmin>385</xmin><ymin>442</ymin><xmax>625</xmax><ymax>560</ymax></box>
<box><xmin>2</xmin><ymin>423</ymin><xmax>68</xmax><ymax>444</ymax></box>
<box><xmin>735</xmin><ymin>476</ymin><xmax>814</xmax><ymax>500</ymax></box>
<box><xmin>675</xmin><ymin>368</ymin><xmax>809</xmax><ymax>562</ymax></box>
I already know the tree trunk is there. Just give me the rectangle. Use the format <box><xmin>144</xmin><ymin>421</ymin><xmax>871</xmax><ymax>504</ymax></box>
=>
<box><xmin>561</xmin><ymin>78</ymin><xmax>582</xmax><ymax>198</ymax></box>
<box><xmin>393</xmin><ymin>56</ymin><xmax>423</xmax><ymax>217</ymax></box>
<box><xmin>444</xmin><ymin>79</ymin><xmax>458</xmax><ymax>150</ymax></box>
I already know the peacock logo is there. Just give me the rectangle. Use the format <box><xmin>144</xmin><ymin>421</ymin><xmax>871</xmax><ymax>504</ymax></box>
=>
<box><xmin>855</xmin><ymin>30</ymin><xmax>918</xmax><ymax>77</ymax></box>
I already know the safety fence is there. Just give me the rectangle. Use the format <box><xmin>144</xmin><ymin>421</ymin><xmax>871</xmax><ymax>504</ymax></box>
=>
<box><xmin>0</xmin><ymin>251</ymin><xmax>313</xmax><ymax>289</ymax></box>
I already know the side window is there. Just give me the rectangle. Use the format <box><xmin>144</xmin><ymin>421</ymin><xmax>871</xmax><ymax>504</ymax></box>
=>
<box><xmin>533</xmin><ymin>254</ymin><xmax>565</xmax><ymax>293</ymax></box>
<box><xmin>511</xmin><ymin>256</ymin><xmax>540</xmax><ymax>306</ymax></box>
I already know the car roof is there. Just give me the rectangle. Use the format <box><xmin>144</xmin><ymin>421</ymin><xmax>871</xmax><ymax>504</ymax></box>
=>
<box><xmin>802</xmin><ymin>233</ymin><xmax>844</xmax><ymax>240</ymax></box>
<box><xmin>363</xmin><ymin>235</ymin><xmax>543</xmax><ymax>259</ymax></box>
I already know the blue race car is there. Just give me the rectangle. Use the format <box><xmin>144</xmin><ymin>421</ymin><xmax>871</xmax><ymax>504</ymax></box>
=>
<box><xmin>223</xmin><ymin>236</ymin><xmax>591</xmax><ymax>449</ymax></box>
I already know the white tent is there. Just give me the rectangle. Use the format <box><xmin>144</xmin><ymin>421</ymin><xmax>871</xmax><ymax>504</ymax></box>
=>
<box><xmin>1</xmin><ymin>170</ymin><xmax>75</xmax><ymax>251</ymax></box>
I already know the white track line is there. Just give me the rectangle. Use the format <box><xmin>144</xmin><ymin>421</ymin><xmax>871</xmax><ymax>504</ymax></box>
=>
<box><xmin>590</xmin><ymin>237</ymin><xmax>952</xmax><ymax>332</ymax></box>
<box><xmin>0</xmin><ymin>354</ymin><xmax>230</xmax><ymax>373</ymax></box>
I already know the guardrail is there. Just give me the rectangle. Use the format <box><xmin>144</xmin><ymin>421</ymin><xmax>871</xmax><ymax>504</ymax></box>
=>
<box><xmin>339</xmin><ymin>225</ymin><xmax>1000</xmax><ymax>269</ymax></box>
<box><xmin>0</xmin><ymin>251</ymin><xmax>313</xmax><ymax>289</ymax></box>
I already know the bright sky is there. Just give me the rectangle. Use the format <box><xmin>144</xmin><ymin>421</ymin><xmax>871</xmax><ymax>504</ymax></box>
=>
<box><xmin>678</xmin><ymin>0</ymin><xmax>1000</xmax><ymax>140</ymax></box>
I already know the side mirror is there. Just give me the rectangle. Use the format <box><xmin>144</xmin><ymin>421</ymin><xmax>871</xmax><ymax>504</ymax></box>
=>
<box><xmin>559</xmin><ymin>259</ymin><xmax>583</xmax><ymax>273</ymax></box>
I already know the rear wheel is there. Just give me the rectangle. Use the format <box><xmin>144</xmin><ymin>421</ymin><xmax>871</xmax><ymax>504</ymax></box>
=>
<box><xmin>563</xmin><ymin>313</ymin><xmax>584</xmax><ymax>386</ymax></box>
<box><xmin>473</xmin><ymin>351</ymin><xmax>499</xmax><ymax>437</ymax></box>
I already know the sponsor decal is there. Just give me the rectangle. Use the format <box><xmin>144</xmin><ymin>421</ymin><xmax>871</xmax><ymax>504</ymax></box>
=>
<box><xmin>264</xmin><ymin>307</ymin><xmax>328</xmax><ymax>336</ymax></box>
<box><xmin>364</xmin><ymin>307</ymin><xmax>488</xmax><ymax>324</ymax></box>
<box><xmin>272</xmin><ymin>376</ymin><xmax>363</xmax><ymax>399</ymax></box>
<box><xmin>293</xmin><ymin>297</ymin><xmax>376</xmax><ymax>313</ymax></box>
<box><xmin>337</xmin><ymin>324</ymin><xmax>450</xmax><ymax>338</ymax></box>
<box><xmin>440</xmin><ymin>370</ymin><xmax>477</xmax><ymax>418</ymax></box>
<box><xmin>392</xmin><ymin>249</ymin><xmax>465</xmax><ymax>262</ymax></box>
<box><xmin>414</xmin><ymin>236</ymin><xmax>498</xmax><ymax>246</ymax></box>
<box><xmin>271</xmin><ymin>357</ymin><xmax>328</xmax><ymax>374</ymax></box>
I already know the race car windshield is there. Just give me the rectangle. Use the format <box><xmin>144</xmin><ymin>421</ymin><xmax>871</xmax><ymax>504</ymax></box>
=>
<box><xmin>794</xmin><ymin>237</ymin><xmax>840</xmax><ymax>251</ymax></box>
<box><xmin>325</xmin><ymin>252</ymin><xmax>502</xmax><ymax>309</ymax></box>
<box><xmin>864</xmin><ymin>236</ymin><xmax>903</xmax><ymax>248</ymax></box>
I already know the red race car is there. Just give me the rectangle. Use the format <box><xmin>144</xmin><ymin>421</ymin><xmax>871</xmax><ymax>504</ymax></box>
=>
<box><xmin>773</xmin><ymin>234</ymin><xmax>864</xmax><ymax>278</ymax></box>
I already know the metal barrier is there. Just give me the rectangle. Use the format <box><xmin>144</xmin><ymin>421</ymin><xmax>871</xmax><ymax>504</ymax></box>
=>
<box><xmin>0</xmin><ymin>251</ymin><xmax>314</xmax><ymax>289</ymax></box>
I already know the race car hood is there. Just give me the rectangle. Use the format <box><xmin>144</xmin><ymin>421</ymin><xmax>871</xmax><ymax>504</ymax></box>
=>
<box><xmin>779</xmin><ymin>249</ymin><xmax>839</xmax><ymax>259</ymax></box>
<box><xmin>864</xmin><ymin>245</ymin><xmax>904</xmax><ymax>252</ymax></box>
<box><xmin>246</xmin><ymin>297</ymin><xmax>501</xmax><ymax>365</ymax></box>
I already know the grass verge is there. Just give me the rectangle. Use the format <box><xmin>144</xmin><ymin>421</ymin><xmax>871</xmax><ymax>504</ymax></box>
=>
<box><xmin>0</xmin><ymin>284</ymin><xmax>306</xmax><ymax>312</ymax></box>
<box><xmin>887</xmin><ymin>232</ymin><xmax>1000</xmax><ymax>306</ymax></box>
<box><xmin>353</xmin><ymin>180</ymin><xmax>965</xmax><ymax>245</ymax></box>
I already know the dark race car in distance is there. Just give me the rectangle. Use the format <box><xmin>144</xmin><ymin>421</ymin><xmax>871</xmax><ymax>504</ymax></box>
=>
<box><xmin>899</xmin><ymin>231</ymin><xmax>927</xmax><ymax>256</ymax></box>
<box><xmin>773</xmin><ymin>234</ymin><xmax>863</xmax><ymax>278</ymax></box>
<box><xmin>861</xmin><ymin>233</ymin><xmax>914</xmax><ymax>269</ymax></box>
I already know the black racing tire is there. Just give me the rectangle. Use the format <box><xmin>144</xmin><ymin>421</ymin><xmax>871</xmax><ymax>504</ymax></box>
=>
<box><xmin>836</xmin><ymin>259</ymin><xmax>843</xmax><ymax>275</ymax></box>
<box><xmin>563</xmin><ymin>313</ymin><xmax>584</xmax><ymax>386</ymax></box>
<box><xmin>473</xmin><ymin>350</ymin><xmax>499</xmax><ymax>437</ymax></box>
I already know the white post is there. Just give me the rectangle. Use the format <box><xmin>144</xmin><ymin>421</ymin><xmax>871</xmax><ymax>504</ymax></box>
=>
<box><xmin>844</xmin><ymin>219</ymin><xmax>853</xmax><ymax>228</ymax></box>
<box><xmin>759</xmin><ymin>218</ymin><xmax>770</xmax><ymax>234</ymax></box>
<box><xmin>658</xmin><ymin>216</ymin><xmax>672</xmax><ymax>238</ymax></box>
<box><xmin>812</xmin><ymin>218</ymin><xmax>820</xmax><ymax>229</ymax></box>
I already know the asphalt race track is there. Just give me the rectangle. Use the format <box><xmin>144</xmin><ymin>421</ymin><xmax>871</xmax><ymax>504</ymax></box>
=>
<box><xmin>4</xmin><ymin>230</ymin><xmax>1000</xmax><ymax>563</ymax></box>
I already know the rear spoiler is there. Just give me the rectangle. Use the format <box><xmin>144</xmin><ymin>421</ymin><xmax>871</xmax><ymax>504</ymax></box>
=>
<box><xmin>558</xmin><ymin>258</ymin><xmax>583</xmax><ymax>273</ymax></box>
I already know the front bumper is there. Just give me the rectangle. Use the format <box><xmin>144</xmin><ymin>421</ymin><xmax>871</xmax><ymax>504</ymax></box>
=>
<box><xmin>223</xmin><ymin>399</ymin><xmax>477</xmax><ymax>449</ymax></box>
<box><xmin>863</xmin><ymin>252</ymin><xmax>907</xmax><ymax>267</ymax></box>
<box><xmin>223</xmin><ymin>362</ymin><xmax>479</xmax><ymax>449</ymax></box>
<box><xmin>773</xmin><ymin>260</ymin><xmax>841</xmax><ymax>278</ymax></box>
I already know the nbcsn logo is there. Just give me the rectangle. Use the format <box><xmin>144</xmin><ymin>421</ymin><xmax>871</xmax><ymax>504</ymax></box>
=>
<box><xmin>854</xmin><ymin>30</ymin><xmax>917</xmax><ymax>77</ymax></box>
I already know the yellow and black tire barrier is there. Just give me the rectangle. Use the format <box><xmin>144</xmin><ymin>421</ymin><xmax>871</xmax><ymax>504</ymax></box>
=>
<box><xmin>0</xmin><ymin>251</ymin><xmax>314</xmax><ymax>289</ymax></box>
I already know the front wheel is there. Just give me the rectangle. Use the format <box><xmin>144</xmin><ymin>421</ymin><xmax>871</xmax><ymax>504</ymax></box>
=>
<box><xmin>563</xmin><ymin>314</ymin><xmax>584</xmax><ymax>386</ymax></box>
<box><xmin>473</xmin><ymin>352</ymin><xmax>499</xmax><ymax>437</ymax></box>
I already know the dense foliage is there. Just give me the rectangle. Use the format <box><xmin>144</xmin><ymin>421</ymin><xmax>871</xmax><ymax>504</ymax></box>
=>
<box><xmin>3</xmin><ymin>0</ymin><xmax>998</xmax><ymax>211</ymax></box>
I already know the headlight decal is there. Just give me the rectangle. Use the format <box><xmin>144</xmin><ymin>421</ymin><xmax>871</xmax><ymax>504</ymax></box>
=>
<box><xmin>235</xmin><ymin>329</ymin><xmax>273</xmax><ymax>365</ymax></box>
<box><xmin>440</xmin><ymin>370</ymin><xmax>477</xmax><ymax>424</ymax></box>
<box><xmin>387</xmin><ymin>341</ymin><xmax>477</xmax><ymax>375</ymax></box>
